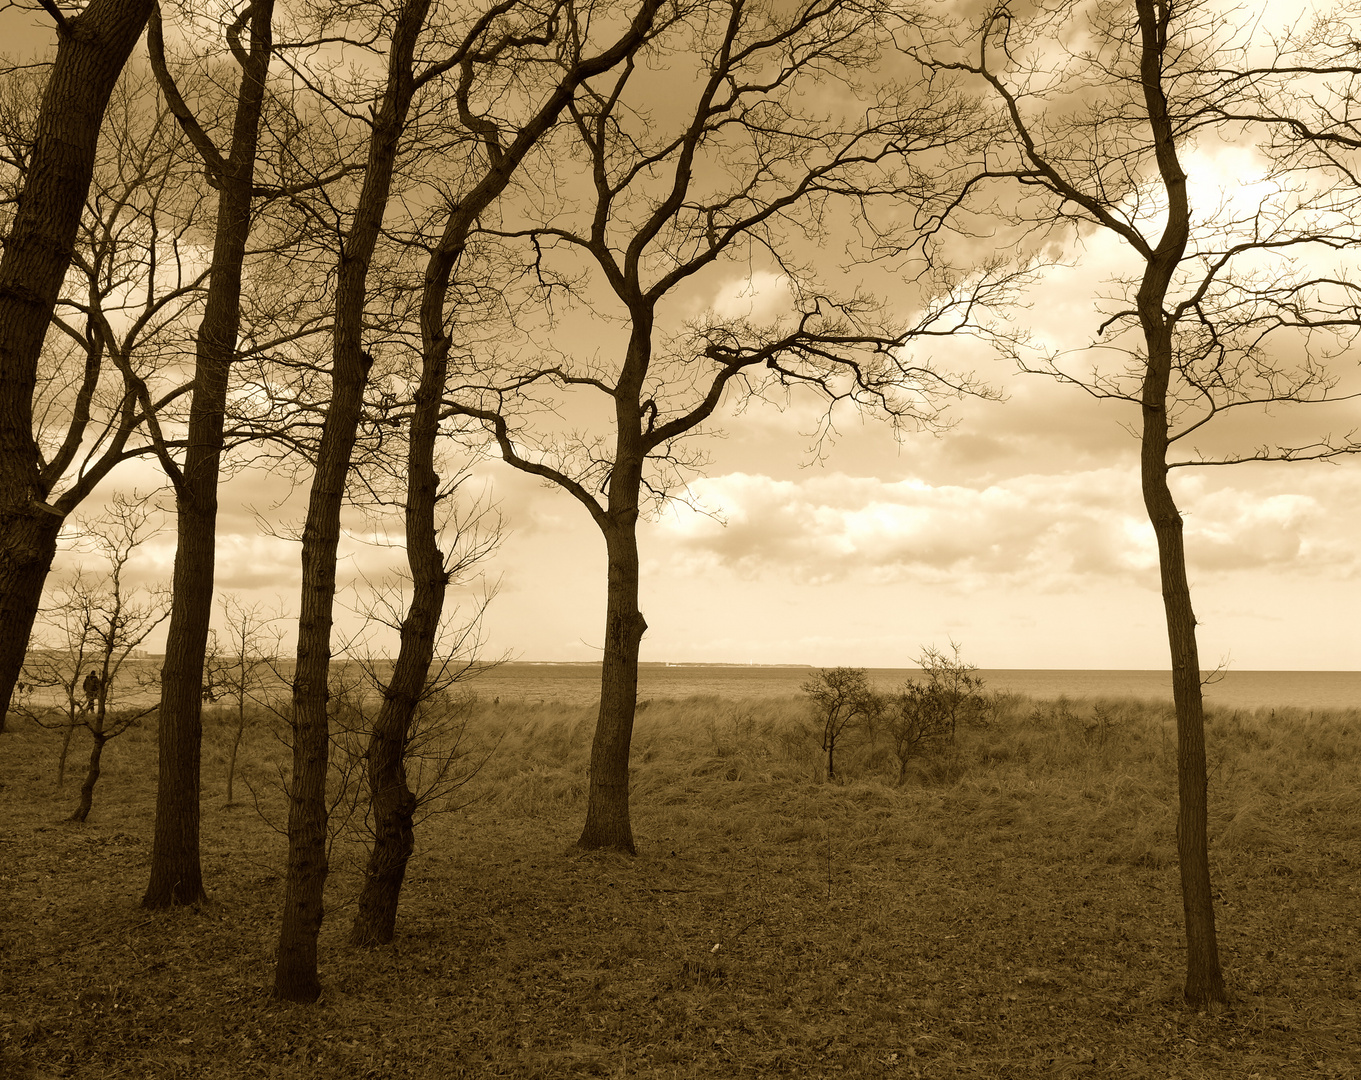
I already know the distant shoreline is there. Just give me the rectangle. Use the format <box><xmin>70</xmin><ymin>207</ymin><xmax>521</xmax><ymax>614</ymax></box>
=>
<box><xmin>117</xmin><ymin>655</ymin><xmax>1359</xmax><ymax>674</ymax></box>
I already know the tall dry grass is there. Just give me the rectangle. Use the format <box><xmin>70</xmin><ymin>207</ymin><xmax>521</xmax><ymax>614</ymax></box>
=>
<box><xmin>18</xmin><ymin>685</ymin><xmax>1356</xmax><ymax>878</ymax></box>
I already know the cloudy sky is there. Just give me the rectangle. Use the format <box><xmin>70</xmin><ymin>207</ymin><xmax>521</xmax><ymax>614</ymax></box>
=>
<box><xmin>17</xmin><ymin>0</ymin><xmax>1361</xmax><ymax>671</ymax></box>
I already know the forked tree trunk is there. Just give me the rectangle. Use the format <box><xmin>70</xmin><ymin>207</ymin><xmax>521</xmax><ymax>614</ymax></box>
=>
<box><xmin>143</xmin><ymin>0</ymin><xmax>275</xmax><ymax>910</ymax></box>
<box><xmin>578</xmin><ymin>519</ymin><xmax>646</xmax><ymax>854</ymax></box>
<box><xmin>274</xmin><ymin>0</ymin><xmax>432</xmax><ymax>1002</ymax></box>
<box><xmin>347</xmin><ymin>582</ymin><xmax>441</xmax><ymax>945</ymax></box>
<box><xmin>0</xmin><ymin>0</ymin><xmax>157</xmax><ymax>726</ymax></box>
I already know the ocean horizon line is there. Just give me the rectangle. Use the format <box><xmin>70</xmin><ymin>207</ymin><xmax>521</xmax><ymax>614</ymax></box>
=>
<box><xmin>498</xmin><ymin>660</ymin><xmax>1361</xmax><ymax>674</ymax></box>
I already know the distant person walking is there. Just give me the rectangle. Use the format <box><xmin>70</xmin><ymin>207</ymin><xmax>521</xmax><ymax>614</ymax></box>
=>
<box><xmin>82</xmin><ymin>670</ymin><xmax>100</xmax><ymax>712</ymax></box>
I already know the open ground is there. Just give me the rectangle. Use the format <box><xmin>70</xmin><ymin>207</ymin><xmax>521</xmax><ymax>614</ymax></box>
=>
<box><xmin>1</xmin><ymin>691</ymin><xmax>1358</xmax><ymax>1079</ymax></box>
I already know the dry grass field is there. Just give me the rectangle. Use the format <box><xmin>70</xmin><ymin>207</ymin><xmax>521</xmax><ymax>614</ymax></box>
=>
<box><xmin>1</xmin><ymin>691</ymin><xmax>1358</xmax><ymax>1079</ymax></box>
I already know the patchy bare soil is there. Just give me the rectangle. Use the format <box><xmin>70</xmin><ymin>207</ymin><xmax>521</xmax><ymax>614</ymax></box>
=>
<box><xmin>1</xmin><ymin>695</ymin><xmax>1358</xmax><ymax>1078</ymax></box>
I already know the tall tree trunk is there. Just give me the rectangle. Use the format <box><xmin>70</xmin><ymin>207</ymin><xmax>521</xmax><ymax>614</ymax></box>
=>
<box><xmin>0</xmin><ymin>0</ymin><xmax>157</xmax><ymax>726</ymax></box>
<box><xmin>275</xmin><ymin>280</ymin><xmax>373</xmax><ymax>1002</ymax></box>
<box><xmin>1140</xmin><ymin>351</ymin><xmax>1227</xmax><ymax>1008</ymax></box>
<box><xmin>349</xmin><ymin>258</ymin><xmax>451</xmax><ymax>947</ymax></box>
<box><xmin>274</xmin><ymin>0</ymin><xmax>432</xmax><ymax>1002</ymax></box>
<box><xmin>1131</xmin><ymin>0</ymin><xmax>1227</xmax><ymax>1009</ymax></box>
<box><xmin>577</xmin><ymin>324</ymin><xmax>653</xmax><ymax>855</ymax></box>
<box><xmin>143</xmin><ymin>0</ymin><xmax>275</xmax><ymax>911</ymax></box>
<box><xmin>143</xmin><ymin>405</ymin><xmax>218</xmax><ymax>903</ymax></box>
<box><xmin>0</xmin><ymin>515</ymin><xmax>62</xmax><ymax>732</ymax></box>
<box><xmin>578</xmin><ymin>517</ymin><xmax>646</xmax><ymax>854</ymax></box>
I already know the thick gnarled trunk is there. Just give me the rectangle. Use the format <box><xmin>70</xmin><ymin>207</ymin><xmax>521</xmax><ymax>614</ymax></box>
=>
<box><xmin>0</xmin><ymin>0</ymin><xmax>157</xmax><ymax>726</ymax></box>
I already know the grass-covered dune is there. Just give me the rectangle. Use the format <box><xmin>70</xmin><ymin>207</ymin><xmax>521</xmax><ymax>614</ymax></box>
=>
<box><xmin>1</xmin><ymin>693</ymin><xmax>1359</xmax><ymax>1078</ymax></box>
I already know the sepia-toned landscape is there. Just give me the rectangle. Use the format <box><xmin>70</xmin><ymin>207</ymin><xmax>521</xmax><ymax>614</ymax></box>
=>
<box><xmin>4</xmin><ymin>0</ymin><xmax>1361</xmax><ymax>1073</ymax></box>
<box><xmin>3</xmin><ymin>684</ymin><xmax>1360</xmax><ymax>1078</ymax></box>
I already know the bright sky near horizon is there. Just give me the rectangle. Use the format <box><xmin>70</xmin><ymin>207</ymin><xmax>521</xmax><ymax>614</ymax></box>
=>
<box><xmin>9</xmin><ymin>0</ymin><xmax>1361</xmax><ymax>672</ymax></box>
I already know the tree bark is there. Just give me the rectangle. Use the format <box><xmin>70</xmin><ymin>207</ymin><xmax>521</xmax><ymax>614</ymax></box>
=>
<box><xmin>1132</xmin><ymin>0</ymin><xmax>1228</xmax><ymax>1010</ymax></box>
<box><xmin>68</xmin><ymin>728</ymin><xmax>106</xmax><ymax>824</ymax></box>
<box><xmin>349</xmin><ymin>325</ymin><xmax>448</xmax><ymax>947</ymax></box>
<box><xmin>0</xmin><ymin>515</ymin><xmax>62</xmax><ymax>732</ymax></box>
<box><xmin>578</xmin><ymin>517</ymin><xmax>646</xmax><ymax>854</ymax></box>
<box><xmin>57</xmin><ymin>711</ymin><xmax>78</xmax><ymax>786</ymax></box>
<box><xmin>0</xmin><ymin>0</ymin><xmax>157</xmax><ymax>727</ymax></box>
<box><xmin>274</xmin><ymin>0</ymin><xmax>432</xmax><ymax>1002</ymax></box>
<box><xmin>1139</xmin><ymin>326</ymin><xmax>1227</xmax><ymax>1008</ymax></box>
<box><xmin>143</xmin><ymin>0</ymin><xmax>275</xmax><ymax>911</ymax></box>
<box><xmin>1141</xmin><ymin>454</ymin><xmax>1227</xmax><ymax>1007</ymax></box>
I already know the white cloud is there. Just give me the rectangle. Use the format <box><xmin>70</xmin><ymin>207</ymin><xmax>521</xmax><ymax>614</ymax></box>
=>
<box><xmin>709</xmin><ymin>271</ymin><xmax>794</xmax><ymax>323</ymax></box>
<box><xmin>657</xmin><ymin>466</ymin><xmax>1361</xmax><ymax>590</ymax></box>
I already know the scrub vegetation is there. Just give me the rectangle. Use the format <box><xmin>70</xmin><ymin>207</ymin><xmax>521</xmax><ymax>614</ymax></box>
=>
<box><xmin>2</xmin><ymin>689</ymin><xmax>1357</xmax><ymax>1079</ymax></box>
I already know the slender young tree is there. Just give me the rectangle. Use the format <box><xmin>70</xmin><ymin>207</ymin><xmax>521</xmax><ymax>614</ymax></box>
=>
<box><xmin>206</xmin><ymin>595</ymin><xmax>284</xmax><ymax>805</ymax></box>
<box><xmin>446</xmin><ymin>0</ymin><xmax>1007</xmax><ymax>853</ymax></box>
<box><xmin>0</xmin><ymin>0</ymin><xmax>167</xmax><ymax>728</ymax></box>
<box><xmin>920</xmin><ymin>0</ymin><xmax>1361</xmax><ymax>1007</ymax></box>
<box><xmin>33</xmin><ymin>496</ymin><xmax>170</xmax><ymax>822</ymax></box>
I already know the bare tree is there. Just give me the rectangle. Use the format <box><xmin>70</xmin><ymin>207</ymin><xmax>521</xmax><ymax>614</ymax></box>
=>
<box><xmin>0</xmin><ymin>0</ymin><xmax>160</xmax><ymax>729</ymax></box>
<box><xmin>205</xmin><ymin>594</ymin><xmax>285</xmax><ymax>805</ymax></box>
<box><xmin>23</xmin><ymin>496</ymin><xmax>169</xmax><ymax>821</ymax></box>
<box><xmin>881</xmin><ymin>644</ymin><xmax>987</xmax><ymax>784</ymax></box>
<box><xmin>801</xmin><ymin>667</ymin><xmax>876</xmax><ymax>781</ymax></box>
<box><xmin>273</xmin><ymin>0</ymin><xmax>669</xmax><ymax>1000</ymax></box>
<box><xmin>446</xmin><ymin>0</ymin><xmax>1010</xmax><ymax>853</ymax></box>
<box><xmin>139</xmin><ymin>0</ymin><xmax>284</xmax><ymax>909</ymax></box>
<box><xmin>919</xmin><ymin>0</ymin><xmax>1361</xmax><ymax>1007</ymax></box>
<box><xmin>274</xmin><ymin>0</ymin><xmax>437</xmax><ymax>1002</ymax></box>
<box><xmin>0</xmin><ymin>54</ymin><xmax>203</xmax><ymax>733</ymax></box>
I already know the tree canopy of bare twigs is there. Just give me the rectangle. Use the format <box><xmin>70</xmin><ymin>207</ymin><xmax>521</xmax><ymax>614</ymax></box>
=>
<box><xmin>443</xmin><ymin>0</ymin><xmax>1019</xmax><ymax>854</ymax></box>
<box><xmin>911</xmin><ymin>0</ymin><xmax>1361</xmax><ymax>1008</ymax></box>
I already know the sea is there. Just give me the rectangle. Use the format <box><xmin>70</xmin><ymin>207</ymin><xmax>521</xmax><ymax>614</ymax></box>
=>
<box><xmin>465</xmin><ymin>663</ymin><xmax>1361</xmax><ymax>712</ymax></box>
